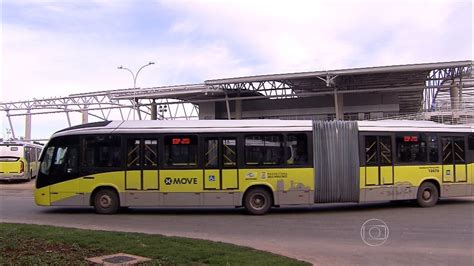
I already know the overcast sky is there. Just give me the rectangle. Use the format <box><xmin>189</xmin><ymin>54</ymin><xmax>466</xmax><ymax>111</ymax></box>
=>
<box><xmin>1</xmin><ymin>0</ymin><xmax>472</xmax><ymax>139</ymax></box>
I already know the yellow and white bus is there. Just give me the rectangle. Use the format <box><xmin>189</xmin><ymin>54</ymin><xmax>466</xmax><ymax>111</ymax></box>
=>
<box><xmin>34</xmin><ymin>120</ymin><xmax>473</xmax><ymax>214</ymax></box>
<box><xmin>1</xmin><ymin>140</ymin><xmax>43</xmax><ymax>181</ymax></box>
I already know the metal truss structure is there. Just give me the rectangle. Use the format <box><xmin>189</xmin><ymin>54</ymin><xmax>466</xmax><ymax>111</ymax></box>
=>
<box><xmin>1</xmin><ymin>60</ymin><xmax>472</xmax><ymax>140</ymax></box>
<box><xmin>423</xmin><ymin>64</ymin><xmax>473</xmax><ymax>111</ymax></box>
<box><xmin>205</xmin><ymin>60</ymin><xmax>473</xmax><ymax>116</ymax></box>
<box><xmin>1</xmin><ymin>87</ymin><xmax>199</xmax><ymax>139</ymax></box>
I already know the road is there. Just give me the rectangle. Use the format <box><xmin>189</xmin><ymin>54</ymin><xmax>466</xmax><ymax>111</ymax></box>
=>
<box><xmin>1</xmin><ymin>181</ymin><xmax>473</xmax><ymax>265</ymax></box>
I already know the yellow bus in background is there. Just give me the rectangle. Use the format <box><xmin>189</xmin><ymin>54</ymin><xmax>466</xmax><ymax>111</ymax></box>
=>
<box><xmin>34</xmin><ymin>120</ymin><xmax>473</xmax><ymax>214</ymax></box>
<box><xmin>0</xmin><ymin>140</ymin><xmax>43</xmax><ymax>181</ymax></box>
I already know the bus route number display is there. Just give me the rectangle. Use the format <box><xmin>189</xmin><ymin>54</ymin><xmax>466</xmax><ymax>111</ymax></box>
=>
<box><xmin>172</xmin><ymin>138</ymin><xmax>191</xmax><ymax>145</ymax></box>
<box><xmin>403</xmin><ymin>136</ymin><xmax>418</xmax><ymax>142</ymax></box>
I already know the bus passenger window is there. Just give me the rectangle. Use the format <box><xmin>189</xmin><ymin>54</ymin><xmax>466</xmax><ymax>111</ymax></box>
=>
<box><xmin>164</xmin><ymin>135</ymin><xmax>198</xmax><ymax>167</ymax></box>
<box><xmin>205</xmin><ymin>139</ymin><xmax>218</xmax><ymax>168</ymax></box>
<box><xmin>396</xmin><ymin>134</ymin><xmax>427</xmax><ymax>163</ymax></box>
<box><xmin>453</xmin><ymin>137</ymin><xmax>465</xmax><ymax>163</ymax></box>
<box><xmin>468</xmin><ymin>135</ymin><xmax>474</xmax><ymax>150</ymax></box>
<box><xmin>427</xmin><ymin>135</ymin><xmax>439</xmax><ymax>163</ymax></box>
<box><xmin>245</xmin><ymin>135</ymin><xmax>283</xmax><ymax>166</ymax></box>
<box><xmin>365</xmin><ymin>136</ymin><xmax>378</xmax><ymax>166</ymax></box>
<box><xmin>31</xmin><ymin>148</ymin><xmax>36</xmax><ymax>163</ymax></box>
<box><xmin>24</xmin><ymin>147</ymin><xmax>31</xmax><ymax>163</ymax></box>
<box><xmin>53</xmin><ymin>146</ymin><xmax>79</xmax><ymax>175</ymax></box>
<box><xmin>287</xmin><ymin>134</ymin><xmax>308</xmax><ymax>165</ymax></box>
<box><xmin>84</xmin><ymin>135</ymin><xmax>121</xmax><ymax>168</ymax></box>
<box><xmin>127</xmin><ymin>139</ymin><xmax>140</xmax><ymax>167</ymax></box>
<box><xmin>54</xmin><ymin>147</ymin><xmax>68</xmax><ymax>165</ymax></box>
<box><xmin>223</xmin><ymin>139</ymin><xmax>237</xmax><ymax>167</ymax></box>
<box><xmin>379</xmin><ymin>136</ymin><xmax>392</xmax><ymax>165</ymax></box>
<box><xmin>144</xmin><ymin>140</ymin><xmax>158</xmax><ymax>167</ymax></box>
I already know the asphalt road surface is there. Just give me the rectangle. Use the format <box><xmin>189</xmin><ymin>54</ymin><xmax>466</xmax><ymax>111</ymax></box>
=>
<box><xmin>1</xmin><ymin>182</ymin><xmax>473</xmax><ymax>265</ymax></box>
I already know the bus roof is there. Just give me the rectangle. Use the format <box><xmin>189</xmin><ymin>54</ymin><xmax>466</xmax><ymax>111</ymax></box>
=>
<box><xmin>53</xmin><ymin>120</ymin><xmax>313</xmax><ymax>137</ymax></box>
<box><xmin>52</xmin><ymin>119</ymin><xmax>474</xmax><ymax>138</ymax></box>
<box><xmin>357</xmin><ymin>120</ymin><xmax>474</xmax><ymax>133</ymax></box>
<box><xmin>0</xmin><ymin>140</ymin><xmax>44</xmax><ymax>148</ymax></box>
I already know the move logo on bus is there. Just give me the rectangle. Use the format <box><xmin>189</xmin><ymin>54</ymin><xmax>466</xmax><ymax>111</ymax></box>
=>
<box><xmin>164</xmin><ymin>177</ymin><xmax>198</xmax><ymax>185</ymax></box>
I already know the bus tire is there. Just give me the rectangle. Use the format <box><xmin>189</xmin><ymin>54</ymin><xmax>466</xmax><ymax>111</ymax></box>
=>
<box><xmin>243</xmin><ymin>187</ymin><xmax>272</xmax><ymax>215</ymax></box>
<box><xmin>416</xmin><ymin>182</ymin><xmax>438</xmax><ymax>207</ymax></box>
<box><xmin>93</xmin><ymin>188</ymin><xmax>120</xmax><ymax>214</ymax></box>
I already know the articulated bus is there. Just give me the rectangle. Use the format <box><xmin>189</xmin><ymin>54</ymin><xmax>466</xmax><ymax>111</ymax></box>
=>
<box><xmin>34</xmin><ymin>120</ymin><xmax>474</xmax><ymax>214</ymax></box>
<box><xmin>0</xmin><ymin>140</ymin><xmax>43</xmax><ymax>181</ymax></box>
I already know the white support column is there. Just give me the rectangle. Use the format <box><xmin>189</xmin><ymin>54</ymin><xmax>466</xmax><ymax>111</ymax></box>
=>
<box><xmin>334</xmin><ymin>90</ymin><xmax>344</xmax><ymax>120</ymax></box>
<box><xmin>82</xmin><ymin>105</ymin><xmax>89</xmax><ymax>124</ymax></box>
<box><xmin>25</xmin><ymin>109</ymin><xmax>32</xmax><ymax>141</ymax></box>
<box><xmin>450</xmin><ymin>80</ymin><xmax>460</xmax><ymax>110</ymax></box>
<box><xmin>224</xmin><ymin>91</ymin><xmax>231</xmax><ymax>120</ymax></box>
<box><xmin>235</xmin><ymin>99</ymin><xmax>242</xmax><ymax>119</ymax></box>
<box><xmin>65</xmin><ymin>111</ymin><xmax>72</xmax><ymax>127</ymax></box>
<box><xmin>136</xmin><ymin>99</ymin><xmax>142</xmax><ymax>120</ymax></box>
<box><xmin>150</xmin><ymin>100</ymin><xmax>157</xmax><ymax>120</ymax></box>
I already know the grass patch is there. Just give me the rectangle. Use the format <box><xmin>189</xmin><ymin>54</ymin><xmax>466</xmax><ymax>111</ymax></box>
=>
<box><xmin>0</xmin><ymin>223</ymin><xmax>308</xmax><ymax>265</ymax></box>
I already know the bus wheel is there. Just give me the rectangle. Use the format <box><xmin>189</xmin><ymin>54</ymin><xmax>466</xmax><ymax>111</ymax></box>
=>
<box><xmin>416</xmin><ymin>182</ymin><xmax>439</xmax><ymax>207</ymax></box>
<box><xmin>244</xmin><ymin>188</ymin><xmax>272</xmax><ymax>215</ymax></box>
<box><xmin>93</xmin><ymin>189</ymin><xmax>119</xmax><ymax>214</ymax></box>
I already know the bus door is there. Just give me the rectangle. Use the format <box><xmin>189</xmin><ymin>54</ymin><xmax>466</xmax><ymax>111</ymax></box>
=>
<box><xmin>125</xmin><ymin>138</ymin><xmax>159</xmax><ymax>190</ymax></box>
<box><xmin>441</xmin><ymin>136</ymin><xmax>467</xmax><ymax>183</ymax></box>
<box><xmin>364</xmin><ymin>135</ymin><xmax>394</xmax><ymax>187</ymax></box>
<box><xmin>204</xmin><ymin>138</ymin><xmax>239</xmax><ymax>190</ymax></box>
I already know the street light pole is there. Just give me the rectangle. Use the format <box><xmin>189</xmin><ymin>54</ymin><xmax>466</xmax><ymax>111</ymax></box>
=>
<box><xmin>118</xmin><ymin>61</ymin><xmax>155</xmax><ymax>120</ymax></box>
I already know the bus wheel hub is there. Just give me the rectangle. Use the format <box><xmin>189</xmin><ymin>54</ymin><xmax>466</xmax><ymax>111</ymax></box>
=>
<box><xmin>252</xmin><ymin>195</ymin><xmax>264</xmax><ymax>209</ymax></box>
<box><xmin>422</xmin><ymin>190</ymin><xmax>431</xmax><ymax>200</ymax></box>
<box><xmin>100</xmin><ymin>195</ymin><xmax>112</xmax><ymax>208</ymax></box>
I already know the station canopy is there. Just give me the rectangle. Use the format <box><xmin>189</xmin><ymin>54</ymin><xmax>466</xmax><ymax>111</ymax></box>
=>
<box><xmin>108</xmin><ymin>60</ymin><xmax>473</xmax><ymax>114</ymax></box>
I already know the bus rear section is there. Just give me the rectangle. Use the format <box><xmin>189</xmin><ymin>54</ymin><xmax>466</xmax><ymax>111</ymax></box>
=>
<box><xmin>0</xmin><ymin>144</ymin><xmax>28</xmax><ymax>181</ymax></box>
<box><xmin>312</xmin><ymin>120</ymin><xmax>474</xmax><ymax>207</ymax></box>
<box><xmin>0</xmin><ymin>142</ymin><xmax>42</xmax><ymax>181</ymax></box>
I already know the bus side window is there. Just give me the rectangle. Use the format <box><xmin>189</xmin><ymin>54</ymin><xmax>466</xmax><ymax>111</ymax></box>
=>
<box><xmin>205</xmin><ymin>139</ymin><xmax>219</xmax><ymax>168</ymax></box>
<box><xmin>427</xmin><ymin>135</ymin><xmax>439</xmax><ymax>163</ymax></box>
<box><xmin>127</xmin><ymin>139</ymin><xmax>141</xmax><ymax>167</ymax></box>
<box><xmin>245</xmin><ymin>135</ymin><xmax>284</xmax><ymax>166</ymax></box>
<box><xmin>287</xmin><ymin>134</ymin><xmax>308</xmax><ymax>165</ymax></box>
<box><xmin>164</xmin><ymin>135</ymin><xmax>198</xmax><ymax>167</ymax></box>
<box><xmin>222</xmin><ymin>139</ymin><xmax>237</xmax><ymax>167</ymax></box>
<box><xmin>31</xmin><ymin>147</ymin><xmax>36</xmax><ymax>163</ymax></box>
<box><xmin>365</xmin><ymin>136</ymin><xmax>378</xmax><ymax>166</ymax></box>
<box><xmin>84</xmin><ymin>135</ymin><xmax>121</xmax><ymax>168</ymax></box>
<box><xmin>469</xmin><ymin>135</ymin><xmax>474</xmax><ymax>150</ymax></box>
<box><xmin>143</xmin><ymin>139</ymin><xmax>158</xmax><ymax>167</ymax></box>
<box><xmin>396</xmin><ymin>134</ymin><xmax>427</xmax><ymax>163</ymax></box>
<box><xmin>24</xmin><ymin>147</ymin><xmax>31</xmax><ymax>163</ymax></box>
<box><xmin>52</xmin><ymin>140</ymin><xmax>80</xmax><ymax>176</ymax></box>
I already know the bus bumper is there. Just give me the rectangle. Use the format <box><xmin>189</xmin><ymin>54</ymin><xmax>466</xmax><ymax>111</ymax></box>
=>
<box><xmin>34</xmin><ymin>187</ymin><xmax>50</xmax><ymax>206</ymax></box>
<box><xmin>0</xmin><ymin>173</ymin><xmax>27</xmax><ymax>181</ymax></box>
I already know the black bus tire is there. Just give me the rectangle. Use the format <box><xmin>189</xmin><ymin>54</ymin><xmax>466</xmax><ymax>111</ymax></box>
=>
<box><xmin>416</xmin><ymin>182</ymin><xmax>439</xmax><ymax>207</ymax></box>
<box><xmin>93</xmin><ymin>188</ymin><xmax>120</xmax><ymax>214</ymax></box>
<box><xmin>244</xmin><ymin>188</ymin><xmax>272</xmax><ymax>215</ymax></box>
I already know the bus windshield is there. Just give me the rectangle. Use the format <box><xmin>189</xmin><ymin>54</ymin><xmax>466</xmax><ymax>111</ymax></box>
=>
<box><xmin>40</xmin><ymin>146</ymin><xmax>55</xmax><ymax>176</ymax></box>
